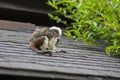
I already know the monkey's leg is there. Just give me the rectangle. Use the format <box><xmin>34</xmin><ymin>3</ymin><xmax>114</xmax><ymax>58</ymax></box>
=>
<box><xmin>29</xmin><ymin>42</ymin><xmax>52</xmax><ymax>56</ymax></box>
<box><xmin>29</xmin><ymin>42</ymin><xmax>38</xmax><ymax>51</ymax></box>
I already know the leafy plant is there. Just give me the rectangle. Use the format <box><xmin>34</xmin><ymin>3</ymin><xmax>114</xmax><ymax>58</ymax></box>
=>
<box><xmin>47</xmin><ymin>0</ymin><xmax>120</xmax><ymax>56</ymax></box>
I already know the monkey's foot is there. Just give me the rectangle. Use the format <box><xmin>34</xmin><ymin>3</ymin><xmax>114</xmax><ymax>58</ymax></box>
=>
<box><xmin>42</xmin><ymin>51</ymin><xmax>52</xmax><ymax>56</ymax></box>
<box><xmin>34</xmin><ymin>50</ymin><xmax>52</xmax><ymax>56</ymax></box>
<box><xmin>56</xmin><ymin>49</ymin><xmax>67</xmax><ymax>53</ymax></box>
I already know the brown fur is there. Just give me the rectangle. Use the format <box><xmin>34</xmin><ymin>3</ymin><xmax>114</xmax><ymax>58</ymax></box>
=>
<box><xmin>29</xmin><ymin>27</ymin><xmax>61</xmax><ymax>55</ymax></box>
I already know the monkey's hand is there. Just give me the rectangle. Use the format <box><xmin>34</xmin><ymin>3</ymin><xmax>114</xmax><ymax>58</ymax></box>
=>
<box><xmin>59</xmin><ymin>50</ymin><xmax>67</xmax><ymax>53</ymax></box>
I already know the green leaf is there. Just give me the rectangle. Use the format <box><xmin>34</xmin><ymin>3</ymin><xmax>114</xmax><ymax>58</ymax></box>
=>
<box><xmin>93</xmin><ymin>22</ymin><xmax>97</xmax><ymax>26</ymax></box>
<box><xmin>48</xmin><ymin>13</ymin><xmax>54</xmax><ymax>18</ymax></box>
<box><xmin>47</xmin><ymin>0</ymin><xmax>120</xmax><ymax>56</ymax></box>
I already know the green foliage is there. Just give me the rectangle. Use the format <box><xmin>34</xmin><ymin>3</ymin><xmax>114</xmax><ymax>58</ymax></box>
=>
<box><xmin>47</xmin><ymin>0</ymin><xmax>120</xmax><ymax>56</ymax></box>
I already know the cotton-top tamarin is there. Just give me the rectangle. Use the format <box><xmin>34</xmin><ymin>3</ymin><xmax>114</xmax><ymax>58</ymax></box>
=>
<box><xmin>29</xmin><ymin>26</ymin><xmax>62</xmax><ymax>56</ymax></box>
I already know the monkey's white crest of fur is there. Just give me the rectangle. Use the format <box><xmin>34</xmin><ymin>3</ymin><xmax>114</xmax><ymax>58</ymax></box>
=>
<box><xmin>49</xmin><ymin>26</ymin><xmax>62</xmax><ymax>36</ymax></box>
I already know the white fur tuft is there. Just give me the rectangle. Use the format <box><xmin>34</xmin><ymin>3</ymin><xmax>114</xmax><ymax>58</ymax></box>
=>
<box><xmin>49</xmin><ymin>26</ymin><xmax>62</xmax><ymax>36</ymax></box>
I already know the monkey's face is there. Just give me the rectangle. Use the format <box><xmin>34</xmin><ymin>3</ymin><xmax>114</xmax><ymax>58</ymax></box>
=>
<box><xmin>49</xmin><ymin>26</ymin><xmax>62</xmax><ymax>37</ymax></box>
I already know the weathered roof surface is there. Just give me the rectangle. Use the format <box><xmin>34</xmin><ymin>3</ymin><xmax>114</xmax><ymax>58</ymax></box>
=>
<box><xmin>0</xmin><ymin>21</ymin><xmax>120</xmax><ymax>80</ymax></box>
<box><xmin>0</xmin><ymin>20</ymin><xmax>36</xmax><ymax>30</ymax></box>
